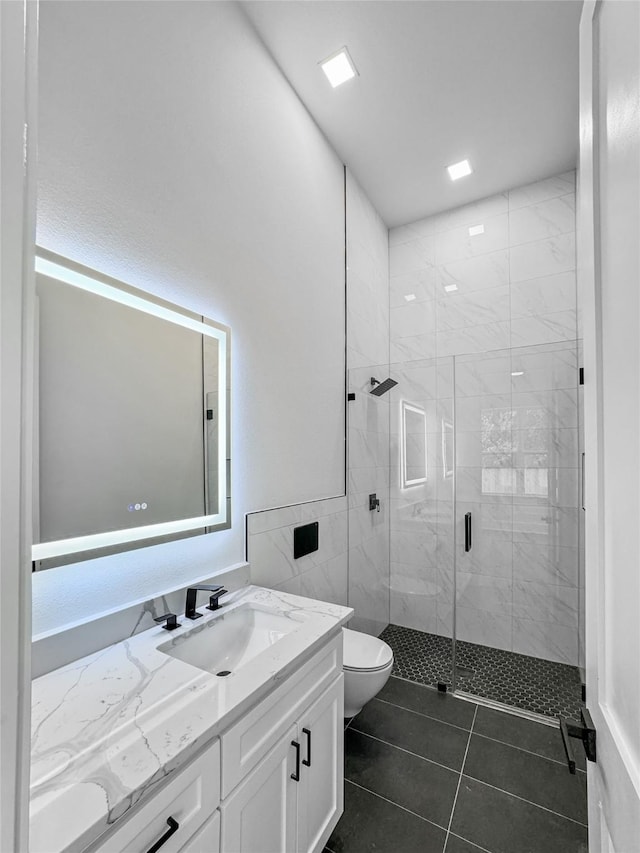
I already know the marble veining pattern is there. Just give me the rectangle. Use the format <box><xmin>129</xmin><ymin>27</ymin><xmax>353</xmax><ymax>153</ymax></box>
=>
<box><xmin>388</xmin><ymin>173</ymin><xmax>580</xmax><ymax>667</ymax></box>
<box><xmin>30</xmin><ymin>586</ymin><xmax>352</xmax><ymax>853</ymax></box>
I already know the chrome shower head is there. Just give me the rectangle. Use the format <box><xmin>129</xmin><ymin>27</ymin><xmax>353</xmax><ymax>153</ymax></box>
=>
<box><xmin>370</xmin><ymin>376</ymin><xmax>398</xmax><ymax>396</ymax></box>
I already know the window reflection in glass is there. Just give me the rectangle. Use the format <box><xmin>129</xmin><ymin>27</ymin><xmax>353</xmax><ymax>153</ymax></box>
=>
<box><xmin>480</xmin><ymin>404</ymin><xmax>551</xmax><ymax>498</ymax></box>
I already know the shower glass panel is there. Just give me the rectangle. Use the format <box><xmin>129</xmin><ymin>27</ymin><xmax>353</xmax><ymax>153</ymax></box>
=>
<box><xmin>452</xmin><ymin>341</ymin><xmax>583</xmax><ymax>718</ymax></box>
<box><xmin>383</xmin><ymin>356</ymin><xmax>455</xmax><ymax>689</ymax></box>
<box><xmin>347</xmin><ymin>365</ymin><xmax>392</xmax><ymax>637</ymax></box>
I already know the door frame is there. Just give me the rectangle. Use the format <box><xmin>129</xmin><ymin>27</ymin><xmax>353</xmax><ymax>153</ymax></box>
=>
<box><xmin>0</xmin><ymin>0</ymin><xmax>38</xmax><ymax>849</ymax></box>
<box><xmin>579</xmin><ymin>0</ymin><xmax>640</xmax><ymax>848</ymax></box>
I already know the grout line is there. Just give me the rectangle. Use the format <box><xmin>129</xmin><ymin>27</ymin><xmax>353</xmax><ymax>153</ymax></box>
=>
<box><xmin>447</xmin><ymin>832</ymin><xmax>493</xmax><ymax>853</ymax></box>
<box><xmin>374</xmin><ymin>695</ymin><xmax>474</xmax><ymax>734</ymax></box>
<box><xmin>462</xmin><ymin>774</ymin><xmax>588</xmax><ymax>827</ymax></box>
<box><xmin>472</xmin><ymin>729</ymin><xmax>587</xmax><ymax>771</ymax></box>
<box><xmin>347</xmin><ymin>727</ymin><xmax>461</xmax><ymax>775</ymax></box>
<box><xmin>444</xmin><ymin>703</ymin><xmax>478</xmax><ymax>850</ymax></box>
<box><xmin>344</xmin><ymin>779</ymin><xmax>449</xmax><ymax>834</ymax></box>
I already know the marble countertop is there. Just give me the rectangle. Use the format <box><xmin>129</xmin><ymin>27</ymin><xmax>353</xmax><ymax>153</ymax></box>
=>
<box><xmin>30</xmin><ymin>585</ymin><xmax>352</xmax><ymax>853</ymax></box>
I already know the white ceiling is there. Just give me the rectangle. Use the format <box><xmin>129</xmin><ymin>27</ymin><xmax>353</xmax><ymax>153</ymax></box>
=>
<box><xmin>242</xmin><ymin>0</ymin><xmax>581</xmax><ymax>227</ymax></box>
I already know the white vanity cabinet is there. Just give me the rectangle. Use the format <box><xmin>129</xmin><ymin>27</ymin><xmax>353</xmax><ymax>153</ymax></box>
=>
<box><xmin>78</xmin><ymin>631</ymin><xmax>344</xmax><ymax>853</ymax></box>
<box><xmin>220</xmin><ymin>675</ymin><xmax>343</xmax><ymax>853</ymax></box>
<box><xmin>85</xmin><ymin>741</ymin><xmax>221</xmax><ymax>853</ymax></box>
<box><xmin>219</xmin><ymin>633</ymin><xmax>344</xmax><ymax>853</ymax></box>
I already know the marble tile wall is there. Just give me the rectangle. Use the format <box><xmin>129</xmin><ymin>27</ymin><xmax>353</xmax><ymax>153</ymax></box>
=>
<box><xmin>346</xmin><ymin>172</ymin><xmax>391</xmax><ymax>636</ymax></box>
<box><xmin>389</xmin><ymin>170</ymin><xmax>577</xmax><ymax>359</ymax></box>
<box><xmin>247</xmin><ymin>496</ymin><xmax>349</xmax><ymax>605</ymax></box>
<box><xmin>388</xmin><ymin>171</ymin><xmax>581</xmax><ymax>667</ymax></box>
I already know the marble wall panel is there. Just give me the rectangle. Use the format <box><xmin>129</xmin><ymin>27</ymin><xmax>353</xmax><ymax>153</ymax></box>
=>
<box><xmin>509</xmin><ymin>194</ymin><xmax>576</xmax><ymax>247</ymax></box>
<box><xmin>248</xmin><ymin>499</ymin><xmax>348</xmax><ymax>590</ymax></box>
<box><xmin>508</xmin><ymin>171</ymin><xmax>575</xmax><ymax>211</ymax></box>
<box><xmin>387</xmin><ymin>171</ymin><xmax>580</xmax><ymax>665</ymax></box>
<box><xmin>511</xmin><ymin>617</ymin><xmax>578</xmax><ymax>665</ymax></box>
<box><xmin>509</xmin><ymin>232</ymin><xmax>576</xmax><ymax>284</ymax></box>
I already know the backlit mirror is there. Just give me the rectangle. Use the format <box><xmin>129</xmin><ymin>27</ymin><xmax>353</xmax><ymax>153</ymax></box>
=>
<box><xmin>401</xmin><ymin>401</ymin><xmax>427</xmax><ymax>489</ymax></box>
<box><xmin>32</xmin><ymin>249</ymin><xmax>230</xmax><ymax>569</ymax></box>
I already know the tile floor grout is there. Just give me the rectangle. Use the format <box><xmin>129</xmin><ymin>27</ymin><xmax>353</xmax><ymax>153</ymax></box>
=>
<box><xmin>374</xmin><ymin>694</ymin><xmax>474</xmax><ymax>733</ymax></box>
<box><xmin>381</xmin><ymin>677</ymin><xmax>587</xmax><ymax>772</ymax></box>
<box><xmin>345</xmin><ymin>684</ymin><xmax>587</xmax><ymax>850</ymax></box>
<box><xmin>348</xmin><ymin>726</ymin><xmax>463</xmax><ymax>776</ymax></box>
<box><xmin>344</xmin><ymin>778</ymin><xmax>450</xmax><ymax>833</ymax></box>
<box><xmin>459</xmin><ymin>774</ymin><xmax>588</xmax><ymax>828</ymax></box>
<box><xmin>443</xmin><ymin>703</ymin><xmax>479</xmax><ymax>851</ymax></box>
<box><xmin>447</xmin><ymin>831</ymin><xmax>493</xmax><ymax>853</ymax></box>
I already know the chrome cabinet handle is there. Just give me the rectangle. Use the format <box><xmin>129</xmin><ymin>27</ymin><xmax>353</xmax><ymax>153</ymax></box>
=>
<box><xmin>302</xmin><ymin>727</ymin><xmax>311</xmax><ymax>767</ymax></box>
<box><xmin>146</xmin><ymin>817</ymin><xmax>179</xmax><ymax>853</ymax></box>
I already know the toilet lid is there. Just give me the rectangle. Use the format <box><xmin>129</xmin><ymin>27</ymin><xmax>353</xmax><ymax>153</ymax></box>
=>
<box><xmin>343</xmin><ymin>628</ymin><xmax>393</xmax><ymax>672</ymax></box>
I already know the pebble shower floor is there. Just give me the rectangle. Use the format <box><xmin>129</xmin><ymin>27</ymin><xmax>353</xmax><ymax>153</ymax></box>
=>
<box><xmin>379</xmin><ymin>623</ymin><xmax>583</xmax><ymax>719</ymax></box>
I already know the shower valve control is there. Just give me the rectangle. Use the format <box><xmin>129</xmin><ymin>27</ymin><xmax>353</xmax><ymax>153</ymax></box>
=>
<box><xmin>369</xmin><ymin>494</ymin><xmax>380</xmax><ymax>512</ymax></box>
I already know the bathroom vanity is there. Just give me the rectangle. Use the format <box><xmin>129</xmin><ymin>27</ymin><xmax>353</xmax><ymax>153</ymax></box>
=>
<box><xmin>30</xmin><ymin>586</ymin><xmax>352</xmax><ymax>853</ymax></box>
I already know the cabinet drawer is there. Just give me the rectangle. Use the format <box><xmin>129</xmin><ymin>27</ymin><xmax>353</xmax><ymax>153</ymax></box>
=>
<box><xmin>179</xmin><ymin>811</ymin><xmax>220</xmax><ymax>853</ymax></box>
<box><xmin>221</xmin><ymin>633</ymin><xmax>341</xmax><ymax>797</ymax></box>
<box><xmin>86</xmin><ymin>740</ymin><xmax>220</xmax><ymax>853</ymax></box>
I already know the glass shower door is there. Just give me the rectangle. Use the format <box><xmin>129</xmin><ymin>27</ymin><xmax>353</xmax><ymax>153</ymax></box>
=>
<box><xmin>385</xmin><ymin>355</ymin><xmax>455</xmax><ymax>690</ymax></box>
<box><xmin>452</xmin><ymin>342</ymin><xmax>583</xmax><ymax>718</ymax></box>
<box><xmin>452</xmin><ymin>348</ymin><xmax>514</xmax><ymax>695</ymax></box>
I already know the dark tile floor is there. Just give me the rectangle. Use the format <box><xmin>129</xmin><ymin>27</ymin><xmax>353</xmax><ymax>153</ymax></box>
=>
<box><xmin>380</xmin><ymin>623</ymin><xmax>584</xmax><ymax>719</ymax></box>
<box><xmin>326</xmin><ymin>676</ymin><xmax>588</xmax><ymax>853</ymax></box>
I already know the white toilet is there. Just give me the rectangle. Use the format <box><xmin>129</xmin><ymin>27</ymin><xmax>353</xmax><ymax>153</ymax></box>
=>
<box><xmin>342</xmin><ymin>627</ymin><xmax>394</xmax><ymax>717</ymax></box>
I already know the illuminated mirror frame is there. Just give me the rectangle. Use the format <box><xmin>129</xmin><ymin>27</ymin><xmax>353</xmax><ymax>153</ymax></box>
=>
<box><xmin>32</xmin><ymin>249</ymin><xmax>231</xmax><ymax>563</ymax></box>
<box><xmin>400</xmin><ymin>400</ymin><xmax>427</xmax><ymax>489</ymax></box>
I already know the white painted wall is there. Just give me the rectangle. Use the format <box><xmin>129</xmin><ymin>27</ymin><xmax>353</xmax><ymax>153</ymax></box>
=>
<box><xmin>33</xmin><ymin>1</ymin><xmax>346</xmax><ymax>633</ymax></box>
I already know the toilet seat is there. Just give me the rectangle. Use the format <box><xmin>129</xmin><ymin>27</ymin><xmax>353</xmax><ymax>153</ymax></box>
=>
<box><xmin>343</xmin><ymin>628</ymin><xmax>393</xmax><ymax>673</ymax></box>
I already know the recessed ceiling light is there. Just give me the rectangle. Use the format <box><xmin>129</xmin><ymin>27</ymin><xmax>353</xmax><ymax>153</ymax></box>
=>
<box><xmin>511</xmin><ymin>371</ymin><xmax>524</xmax><ymax>377</ymax></box>
<box><xmin>404</xmin><ymin>293</ymin><xmax>417</xmax><ymax>302</ymax></box>
<box><xmin>469</xmin><ymin>224</ymin><xmax>484</xmax><ymax>236</ymax></box>
<box><xmin>447</xmin><ymin>159</ymin><xmax>472</xmax><ymax>181</ymax></box>
<box><xmin>444</xmin><ymin>284</ymin><xmax>458</xmax><ymax>293</ymax></box>
<box><xmin>320</xmin><ymin>47</ymin><xmax>358</xmax><ymax>88</ymax></box>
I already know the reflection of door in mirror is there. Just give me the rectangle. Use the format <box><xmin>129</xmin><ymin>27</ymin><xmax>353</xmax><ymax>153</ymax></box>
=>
<box><xmin>32</xmin><ymin>250</ymin><xmax>230</xmax><ymax>569</ymax></box>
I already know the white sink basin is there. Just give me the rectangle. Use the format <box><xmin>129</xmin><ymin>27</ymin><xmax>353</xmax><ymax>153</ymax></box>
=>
<box><xmin>158</xmin><ymin>603</ymin><xmax>304</xmax><ymax>676</ymax></box>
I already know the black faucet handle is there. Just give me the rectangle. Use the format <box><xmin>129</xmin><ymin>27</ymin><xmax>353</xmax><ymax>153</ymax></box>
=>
<box><xmin>154</xmin><ymin>613</ymin><xmax>180</xmax><ymax>631</ymax></box>
<box><xmin>206</xmin><ymin>588</ymin><xmax>228</xmax><ymax>611</ymax></box>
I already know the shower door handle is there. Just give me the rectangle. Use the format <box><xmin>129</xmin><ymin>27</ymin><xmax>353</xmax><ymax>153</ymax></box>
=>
<box><xmin>464</xmin><ymin>512</ymin><xmax>472</xmax><ymax>552</ymax></box>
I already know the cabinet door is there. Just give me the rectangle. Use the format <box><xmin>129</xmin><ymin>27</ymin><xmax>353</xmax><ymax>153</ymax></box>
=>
<box><xmin>297</xmin><ymin>675</ymin><xmax>344</xmax><ymax>853</ymax></box>
<box><xmin>220</xmin><ymin>725</ymin><xmax>298</xmax><ymax>853</ymax></box>
<box><xmin>178</xmin><ymin>812</ymin><xmax>220</xmax><ymax>852</ymax></box>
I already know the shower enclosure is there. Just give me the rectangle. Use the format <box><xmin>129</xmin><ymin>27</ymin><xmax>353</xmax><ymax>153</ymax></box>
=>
<box><xmin>378</xmin><ymin>339</ymin><xmax>584</xmax><ymax>719</ymax></box>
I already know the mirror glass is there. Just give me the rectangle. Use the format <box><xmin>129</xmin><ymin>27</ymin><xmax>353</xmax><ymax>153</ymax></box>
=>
<box><xmin>32</xmin><ymin>249</ymin><xmax>230</xmax><ymax>569</ymax></box>
<box><xmin>401</xmin><ymin>400</ymin><xmax>427</xmax><ymax>488</ymax></box>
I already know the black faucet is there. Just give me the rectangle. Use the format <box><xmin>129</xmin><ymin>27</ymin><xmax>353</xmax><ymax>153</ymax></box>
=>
<box><xmin>184</xmin><ymin>585</ymin><xmax>228</xmax><ymax>620</ymax></box>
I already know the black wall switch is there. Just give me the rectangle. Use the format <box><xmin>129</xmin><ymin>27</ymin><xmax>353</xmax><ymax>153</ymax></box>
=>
<box><xmin>294</xmin><ymin>521</ymin><xmax>319</xmax><ymax>559</ymax></box>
